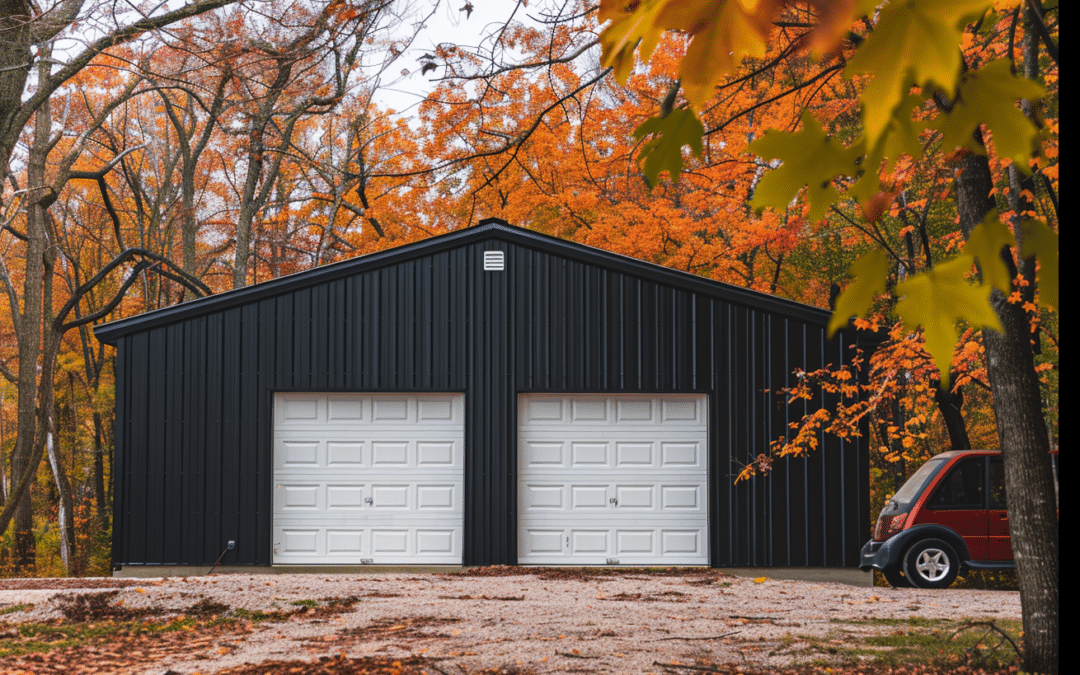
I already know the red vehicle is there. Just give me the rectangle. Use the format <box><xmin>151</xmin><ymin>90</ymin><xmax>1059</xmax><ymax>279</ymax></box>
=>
<box><xmin>861</xmin><ymin>449</ymin><xmax>1058</xmax><ymax>588</ymax></box>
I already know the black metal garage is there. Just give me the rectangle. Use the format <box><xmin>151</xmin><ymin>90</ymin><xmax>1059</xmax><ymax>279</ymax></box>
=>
<box><xmin>95</xmin><ymin>219</ymin><xmax>871</xmax><ymax>570</ymax></box>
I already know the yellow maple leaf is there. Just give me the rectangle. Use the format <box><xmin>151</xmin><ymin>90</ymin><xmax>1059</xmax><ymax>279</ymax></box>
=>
<box><xmin>962</xmin><ymin>211</ymin><xmax>1014</xmax><ymax>294</ymax></box>
<box><xmin>828</xmin><ymin>250</ymin><xmax>888</xmax><ymax>336</ymax></box>
<box><xmin>847</xmin><ymin>0</ymin><xmax>1004</xmax><ymax>144</ymax></box>
<box><xmin>1020</xmin><ymin>220</ymin><xmax>1058</xmax><ymax>311</ymax></box>
<box><xmin>935</xmin><ymin>59</ymin><xmax>1044</xmax><ymax>170</ymax></box>
<box><xmin>749</xmin><ymin>111</ymin><xmax>858</xmax><ymax>222</ymax></box>
<box><xmin>895</xmin><ymin>255</ymin><xmax>1002</xmax><ymax>379</ymax></box>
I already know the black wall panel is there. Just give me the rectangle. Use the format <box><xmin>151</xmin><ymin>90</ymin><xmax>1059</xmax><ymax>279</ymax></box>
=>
<box><xmin>107</xmin><ymin>225</ymin><xmax>868</xmax><ymax>569</ymax></box>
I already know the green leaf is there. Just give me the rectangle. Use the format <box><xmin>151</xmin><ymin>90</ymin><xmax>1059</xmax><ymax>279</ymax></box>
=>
<box><xmin>633</xmin><ymin>108</ymin><xmax>705</xmax><ymax>185</ymax></box>
<box><xmin>748</xmin><ymin>111</ymin><xmax>857</xmax><ymax>221</ymax></box>
<box><xmin>1021</xmin><ymin>220</ymin><xmax>1058</xmax><ymax>310</ymax></box>
<box><xmin>962</xmin><ymin>211</ymin><xmax>1014</xmax><ymax>294</ymax></box>
<box><xmin>895</xmin><ymin>255</ymin><xmax>1002</xmax><ymax>378</ymax></box>
<box><xmin>828</xmin><ymin>249</ymin><xmax>889</xmax><ymax>336</ymax></box>
<box><xmin>847</xmin><ymin>0</ymin><xmax>995</xmax><ymax>144</ymax></box>
<box><xmin>934</xmin><ymin>59</ymin><xmax>1044</xmax><ymax>170</ymax></box>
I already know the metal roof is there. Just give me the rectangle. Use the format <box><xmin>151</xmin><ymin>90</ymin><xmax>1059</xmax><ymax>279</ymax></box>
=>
<box><xmin>94</xmin><ymin>218</ymin><xmax>832</xmax><ymax>343</ymax></box>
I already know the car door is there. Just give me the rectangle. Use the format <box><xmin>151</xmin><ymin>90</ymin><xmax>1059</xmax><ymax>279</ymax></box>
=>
<box><xmin>916</xmin><ymin>456</ymin><xmax>989</xmax><ymax>561</ymax></box>
<box><xmin>987</xmin><ymin>457</ymin><xmax>1013</xmax><ymax>560</ymax></box>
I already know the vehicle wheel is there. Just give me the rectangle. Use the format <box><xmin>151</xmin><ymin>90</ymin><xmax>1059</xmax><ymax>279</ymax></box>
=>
<box><xmin>903</xmin><ymin>539</ymin><xmax>959</xmax><ymax>589</ymax></box>
<box><xmin>882</xmin><ymin>566</ymin><xmax>912</xmax><ymax>588</ymax></box>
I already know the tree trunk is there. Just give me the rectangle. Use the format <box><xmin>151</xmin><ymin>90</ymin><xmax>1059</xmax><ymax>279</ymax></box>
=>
<box><xmin>933</xmin><ymin>387</ymin><xmax>970</xmax><ymax>450</ymax></box>
<box><xmin>955</xmin><ymin>142</ymin><xmax>1058</xmax><ymax>674</ymax></box>
<box><xmin>8</xmin><ymin>67</ymin><xmax>54</xmax><ymax>574</ymax></box>
<box><xmin>41</xmin><ymin>241</ymin><xmax>74</xmax><ymax>575</ymax></box>
<box><xmin>45</xmin><ymin>426</ymin><xmax>74</xmax><ymax>575</ymax></box>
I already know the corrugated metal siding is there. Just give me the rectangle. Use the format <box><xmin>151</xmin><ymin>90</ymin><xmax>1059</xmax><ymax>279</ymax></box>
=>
<box><xmin>112</xmin><ymin>237</ymin><xmax>868</xmax><ymax>568</ymax></box>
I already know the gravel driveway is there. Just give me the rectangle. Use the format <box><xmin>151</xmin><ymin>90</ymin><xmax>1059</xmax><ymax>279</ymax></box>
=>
<box><xmin>0</xmin><ymin>568</ymin><xmax>1021</xmax><ymax>674</ymax></box>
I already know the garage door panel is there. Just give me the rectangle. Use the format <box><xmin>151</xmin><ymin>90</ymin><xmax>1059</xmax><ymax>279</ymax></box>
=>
<box><xmin>571</xmin><ymin>442</ymin><xmax>607</xmax><ymax>466</ymax></box>
<box><xmin>280</xmin><ymin>396</ymin><xmax>320</xmax><ymax>424</ymax></box>
<box><xmin>523</xmin><ymin>484</ymin><xmax>564</xmax><ymax>509</ymax></box>
<box><xmin>327</xmin><ymin>441</ymin><xmax>364</xmax><ymax>465</ymax></box>
<box><xmin>662</xmin><ymin>529</ymin><xmax>705</xmax><ymax>555</ymax></box>
<box><xmin>326</xmin><ymin>485</ymin><xmax>366</xmax><ymax>509</ymax></box>
<box><xmin>523</xmin><ymin>441</ymin><xmax>563</xmax><ymax>466</ymax></box>
<box><xmin>372</xmin><ymin>398</ymin><xmax>408</xmax><ymax>421</ymax></box>
<box><xmin>616</xmin><ymin>485</ymin><xmax>654</xmax><ymax>508</ymax></box>
<box><xmin>662</xmin><ymin>398</ymin><xmax>704</xmax><ymax>421</ymax></box>
<box><xmin>416</xmin><ymin>484</ymin><xmax>458</xmax><ymax>509</ymax></box>
<box><xmin>417</xmin><ymin>397</ymin><xmax>454</xmax><ymax>421</ymax></box>
<box><xmin>417</xmin><ymin>441</ymin><xmax>455</xmax><ymax>466</ymax></box>
<box><xmin>326</xmin><ymin>396</ymin><xmax>364</xmax><ymax>422</ymax></box>
<box><xmin>570</xmin><ymin>485</ymin><xmax>609</xmax><ymax>509</ymax></box>
<box><xmin>524</xmin><ymin>397</ymin><xmax>565</xmax><ymax>422</ymax></box>
<box><xmin>279</xmin><ymin>528</ymin><xmax>320</xmax><ymax>555</ymax></box>
<box><xmin>417</xmin><ymin>529</ymin><xmax>458</xmax><ymax>555</ymax></box>
<box><xmin>616</xmin><ymin>399</ymin><xmax>653</xmax><ymax>421</ymax></box>
<box><xmin>571</xmin><ymin>399</ymin><xmax>607</xmax><ymax>421</ymax></box>
<box><xmin>274</xmin><ymin>393</ymin><xmax>463</xmax><ymax>565</ymax></box>
<box><xmin>326</xmin><ymin>529</ymin><xmax>365</xmax><ymax>554</ymax></box>
<box><xmin>372</xmin><ymin>442</ymin><xmax>409</xmax><ymax>466</ymax></box>
<box><xmin>615</xmin><ymin>442</ymin><xmax>653</xmax><ymax>466</ymax></box>
<box><xmin>661</xmin><ymin>484</ymin><xmax>704</xmax><ymax>509</ymax></box>
<box><xmin>616</xmin><ymin>530</ymin><xmax>656</xmax><ymax>554</ymax></box>
<box><xmin>280</xmin><ymin>441</ymin><xmax>320</xmax><ymax>466</ymax></box>
<box><xmin>571</xmin><ymin>530</ymin><xmax>609</xmax><ymax>554</ymax></box>
<box><xmin>518</xmin><ymin>394</ymin><xmax>708</xmax><ymax>566</ymax></box>
<box><xmin>277</xmin><ymin>484</ymin><xmax>320</xmax><ymax>510</ymax></box>
<box><xmin>661</xmin><ymin>442</ymin><xmax>701</xmax><ymax>467</ymax></box>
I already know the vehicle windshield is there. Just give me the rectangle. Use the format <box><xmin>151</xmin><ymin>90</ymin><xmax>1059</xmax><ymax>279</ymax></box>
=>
<box><xmin>892</xmin><ymin>458</ymin><xmax>948</xmax><ymax>507</ymax></box>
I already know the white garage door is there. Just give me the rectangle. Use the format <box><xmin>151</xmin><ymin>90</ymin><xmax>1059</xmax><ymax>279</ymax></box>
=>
<box><xmin>273</xmin><ymin>393</ymin><xmax>464</xmax><ymax>565</ymax></box>
<box><xmin>517</xmin><ymin>394</ymin><xmax>709</xmax><ymax>565</ymax></box>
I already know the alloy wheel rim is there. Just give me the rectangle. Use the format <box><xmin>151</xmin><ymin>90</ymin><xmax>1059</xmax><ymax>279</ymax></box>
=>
<box><xmin>915</xmin><ymin>548</ymin><xmax>950</xmax><ymax>581</ymax></box>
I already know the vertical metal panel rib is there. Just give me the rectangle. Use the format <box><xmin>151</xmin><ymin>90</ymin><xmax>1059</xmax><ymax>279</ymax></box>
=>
<box><xmin>163</xmin><ymin>323</ymin><xmax>184</xmax><ymax>564</ymax></box>
<box><xmin>203</xmin><ymin>312</ymin><xmax>223</xmax><ymax>563</ymax></box>
<box><xmin>127</xmin><ymin>331</ymin><xmax>148</xmax><ymax>564</ymax></box>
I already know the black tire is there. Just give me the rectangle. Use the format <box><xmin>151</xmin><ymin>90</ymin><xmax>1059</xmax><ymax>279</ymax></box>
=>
<box><xmin>882</xmin><ymin>566</ymin><xmax>912</xmax><ymax>588</ymax></box>
<box><xmin>902</xmin><ymin>538</ymin><xmax>959</xmax><ymax>589</ymax></box>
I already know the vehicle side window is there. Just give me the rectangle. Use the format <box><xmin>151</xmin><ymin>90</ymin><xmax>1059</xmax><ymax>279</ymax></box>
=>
<box><xmin>927</xmin><ymin>457</ymin><xmax>985</xmax><ymax>509</ymax></box>
<box><xmin>990</xmin><ymin>457</ymin><xmax>1006</xmax><ymax>509</ymax></box>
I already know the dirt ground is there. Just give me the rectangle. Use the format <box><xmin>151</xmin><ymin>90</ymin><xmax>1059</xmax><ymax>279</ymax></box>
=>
<box><xmin>0</xmin><ymin>568</ymin><xmax>1023</xmax><ymax>674</ymax></box>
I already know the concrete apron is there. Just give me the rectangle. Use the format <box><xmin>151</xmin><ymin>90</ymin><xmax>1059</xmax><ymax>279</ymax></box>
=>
<box><xmin>115</xmin><ymin>565</ymin><xmax>872</xmax><ymax>587</ymax></box>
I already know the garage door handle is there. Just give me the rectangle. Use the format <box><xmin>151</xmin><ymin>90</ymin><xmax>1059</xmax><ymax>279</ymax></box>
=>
<box><xmin>609</xmin><ymin>497</ymin><xmax>618</xmax><ymax>506</ymax></box>
<box><xmin>365</xmin><ymin>498</ymin><xmax>374</xmax><ymax>505</ymax></box>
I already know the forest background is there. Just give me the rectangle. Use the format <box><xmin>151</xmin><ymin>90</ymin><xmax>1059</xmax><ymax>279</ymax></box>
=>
<box><xmin>0</xmin><ymin>0</ymin><xmax>1056</xmax><ymax>597</ymax></box>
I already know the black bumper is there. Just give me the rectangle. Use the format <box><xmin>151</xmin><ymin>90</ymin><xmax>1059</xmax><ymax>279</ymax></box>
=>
<box><xmin>859</xmin><ymin>539</ymin><xmax>895</xmax><ymax>571</ymax></box>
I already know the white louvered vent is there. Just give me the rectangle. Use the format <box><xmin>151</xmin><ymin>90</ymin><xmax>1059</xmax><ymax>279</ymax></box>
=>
<box><xmin>483</xmin><ymin>250</ymin><xmax>505</xmax><ymax>271</ymax></box>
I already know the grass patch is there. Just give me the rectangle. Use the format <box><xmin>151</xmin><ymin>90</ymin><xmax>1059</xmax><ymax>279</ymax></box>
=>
<box><xmin>290</xmin><ymin>599</ymin><xmax>318</xmax><ymax>608</ymax></box>
<box><xmin>1</xmin><ymin>615</ymin><xmax>200</xmax><ymax>658</ymax></box>
<box><xmin>794</xmin><ymin>617</ymin><xmax>1021</xmax><ymax>670</ymax></box>
<box><xmin>0</xmin><ymin>602</ymin><xmax>297</xmax><ymax>659</ymax></box>
<box><xmin>0</xmin><ymin>604</ymin><xmax>30</xmax><ymax>616</ymax></box>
